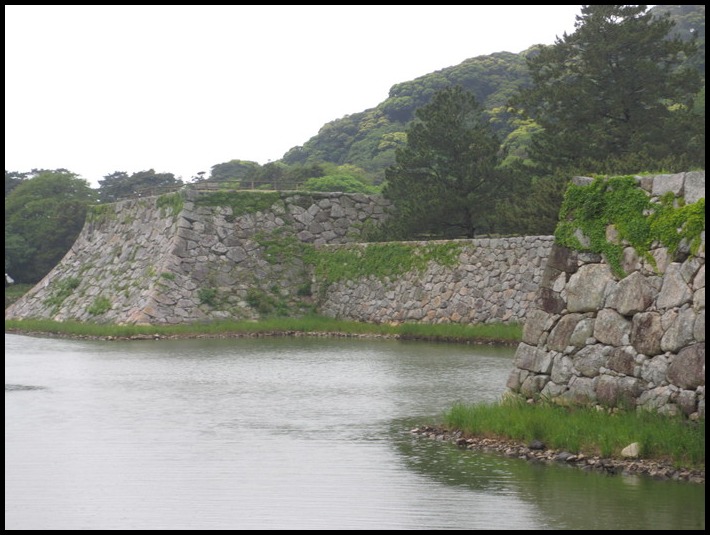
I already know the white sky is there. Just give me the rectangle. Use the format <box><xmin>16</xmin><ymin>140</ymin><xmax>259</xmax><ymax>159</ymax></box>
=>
<box><xmin>5</xmin><ymin>5</ymin><xmax>582</xmax><ymax>187</ymax></box>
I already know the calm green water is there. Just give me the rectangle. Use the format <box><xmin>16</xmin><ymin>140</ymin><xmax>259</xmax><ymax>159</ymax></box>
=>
<box><xmin>4</xmin><ymin>333</ymin><xmax>704</xmax><ymax>530</ymax></box>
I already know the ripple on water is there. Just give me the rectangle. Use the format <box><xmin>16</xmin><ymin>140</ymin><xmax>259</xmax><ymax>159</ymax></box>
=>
<box><xmin>5</xmin><ymin>384</ymin><xmax>47</xmax><ymax>392</ymax></box>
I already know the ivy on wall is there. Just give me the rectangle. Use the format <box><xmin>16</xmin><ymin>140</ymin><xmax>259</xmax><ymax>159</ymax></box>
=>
<box><xmin>86</xmin><ymin>203</ymin><xmax>118</xmax><ymax>223</ymax></box>
<box><xmin>555</xmin><ymin>175</ymin><xmax>705</xmax><ymax>277</ymax></box>
<box><xmin>156</xmin><ymin>192</ymin><xmax>184</xmax><ymax>218</ymax></box>
<box><xmin>303</xmin><ymin>241</ymin><xmax>464</xmax><ymax>285</ymax></box>
<box><xmin>194</xmin><ymin>190</ymin><xmax>282</xmax><ymax>218</ymax></box>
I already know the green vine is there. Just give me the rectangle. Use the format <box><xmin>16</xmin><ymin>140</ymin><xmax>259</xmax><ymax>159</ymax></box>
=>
<box><xmin>303</xmin><ymin>241</ymin><xmax>463</xmax><ymax>285</ymax></box>
<box><xmin>44</xmin><ymin>277</ymin><xmax>81</xmax><ymax>312</ymax></box>
<box><xmin>649</xmin><ymin>193</ymin><xmax>705</xmax><ymax>259</ymax></box>
<box><xmin>87</xmin><ymin>296</ymin><xmax>112</xmax><ymax>316</ymax></box>
<box><xmin>156</xmin><ymin>191</ymin><xmax>184</xmax><ymax>219</ymax></box>
<box><xmin>254</xmin><ymin>228</ymin><xmax>304</xmax><ymax>264</ymax></box>
<box><xmin>555</xmin><ymin>175</ymin><xmax>705</xmax><ymax>277</ymax></box>
<box><xmin>195</xmin><ymin>190</ymin><xmax>281</xmax><ymax>218</ymax></box>
<box><xmin>86</xmin><ymin>203</ymin><xmax>117</xmax><ymax>223</ymax></box>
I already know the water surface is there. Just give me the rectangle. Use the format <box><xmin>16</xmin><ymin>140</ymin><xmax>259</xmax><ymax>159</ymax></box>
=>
<box><xmin>5</xmin><ymin>334</ymin><xmax>704</xmax><ymax>530</ymax></box>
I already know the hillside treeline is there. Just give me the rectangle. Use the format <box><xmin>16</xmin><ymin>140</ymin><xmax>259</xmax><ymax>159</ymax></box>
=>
<box><xmin>6</xmin><ymin>5</ymin><xmax>705</xmax><ymax>284</ymax></box>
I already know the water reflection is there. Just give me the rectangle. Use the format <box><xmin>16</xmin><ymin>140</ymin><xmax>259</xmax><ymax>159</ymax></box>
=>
<box><xmin>5</xmin><ymin>334</ymin><xmax>705</xmax><ymax>530</ymax></box>
<box><xmin>390</xmin><ymin>421</ymin><xmax>705</xmax><ymax>530</ymax></box>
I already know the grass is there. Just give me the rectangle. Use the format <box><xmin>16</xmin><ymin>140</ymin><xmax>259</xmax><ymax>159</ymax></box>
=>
<box><xmin>4</xmin><ymin>315</ymin><xmax>522</xmax><ymax>344</ymax></box>
<box><xmin>303</xmin><ymin>241</ymin><xmax>463</xmax><ymax>285</ymax></box>
<box><xmin>398</xmin><ymin>321</ymin><xmax>521</xmax><ymax>343</ymax></box>
<box><xmin>444</xmin><ymin>398</ymin><xmax>705</xmax><ymax>469</ymax></box>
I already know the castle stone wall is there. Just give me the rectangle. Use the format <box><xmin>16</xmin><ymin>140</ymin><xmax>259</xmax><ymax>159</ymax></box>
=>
<box><xmin>506</xmin><ymin>171</ymin><xmax>705</xmax><ymax>418</ymax></box>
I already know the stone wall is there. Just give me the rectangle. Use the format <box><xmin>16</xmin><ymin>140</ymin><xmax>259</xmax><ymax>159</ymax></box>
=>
<box><xmin>7</xmin><ymin>172</ymin><xmax>705</xmax><ymax>417</ymax></box>
<box><xmin>318</xmin><ymin>237</ymin><xmax>553</xmax><ymax>325</ymax></box>
<box><xmin>506</xmin><ymin>171</ymin><xmax>705</xmax><ymax>418</ymax></box>
<box><xmin>5</xmin><ymin>190</ymin><xmax>391</xmax><ymax>324</ymax></box>
<box><xmin>5</xmin><ymin>188</ymin><xmax>552</xmax><ymax>327</ymax></box>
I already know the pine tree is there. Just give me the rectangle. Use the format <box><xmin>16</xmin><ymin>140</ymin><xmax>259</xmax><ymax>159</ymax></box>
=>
<box><xmin>383</xmin><ymin>86</ymin><xmax>505</xmax><ymax>239</ymax></box>
<box><xmin>514</xmin><ymin>4</ymin><xmax>701</xmax><ymax>174</ymax></box>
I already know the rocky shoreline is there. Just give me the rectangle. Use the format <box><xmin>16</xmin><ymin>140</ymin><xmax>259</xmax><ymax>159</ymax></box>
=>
<box><xmin>411</xmin><ymin>425</ymin><xmax>705</xmax><ymax>484</ymax></box>
<box><xmin>4</xmin><ymin>327</ymin><xmax>518</xmax><ymax>346</ymax></box>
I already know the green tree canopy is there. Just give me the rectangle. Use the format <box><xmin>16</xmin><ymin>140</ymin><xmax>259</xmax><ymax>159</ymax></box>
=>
<box><xmin>382</xmin><ymin>85</ymin><xmax>506</xmax><ymax>239</ymax></box>
<box><xmin>513</xmin><ymin>4</ymin><xmax>703</xmax><ymax>174</ymax></box>
<box><xmin>5</xmin><ymin>170</ymin><xmax>97</xmax><ymax>283</ymax></box>
<box><xmin>98</xmin><ymin>169</ymin><xmax>182</xmax><ymax>203</ymax></box>
<box><xmin>281</xmin><ymin>51</ymin><xmax>532</xmax><ymax>181</ymax></box>
<box><xmin>301</xmin><ymin>164</ymin><xmax>380</xmax><ymax>194</ymax></box>
<box><xmin>208</xmin><ymin>159</ymin><xmax>261</xmax><ymax>184</ymax></box>
<box><xmin>5</xmin><ymin>170</ymin><xmax>29</xmax><ymax>197</ymax></box>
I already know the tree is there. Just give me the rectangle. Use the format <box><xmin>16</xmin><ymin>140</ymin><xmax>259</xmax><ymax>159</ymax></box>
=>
<box><xmin>5</xmin><ymin>170</ymin><xmax>29</xmax><ymax>197</ymax></box>
<box><xmin>5</xmin><ymin>170</ymin><xmax>97</xmax><ymax>283</ymax></box>
<box><xmin>254</xmin><ymin>161</ymin><xmax>289</xmax><ymax>190</ymax></box>
<box><xmin>208</xmin><ymin>159</ymin><xmax>261</xmax><ymax>184</ymax></box>
<box><xmin>98</xmin><ymin>169</ymin><xmax>182</xmax><ymax>202</ymax></box>
<box><xmin>382</xmin><ymin>85</ymin><xmax>505</xmax><ymax>239</ymax></box>
<box><xmin>97</xmin><ymin>171</ymin><xmax>130</xmax><ymax>202</ymax></box>
<box><xmin>497</xmin><ymin>167</ymin><xmax>571</xmax><ymax>236</ymax></box>
<box><xmin>513</xmin><ymin>5</ymin><xmax>702</xmax><ymax>174</ymax></box>
<box><xmin>301</xmin><ymin>174</ymin><xmax>379</xmax><ymax>194</ymax></box>
<box><xmin>4</xmin><ymin>229</ymin><xmax>33</xmax><ymax>276</ymax></box>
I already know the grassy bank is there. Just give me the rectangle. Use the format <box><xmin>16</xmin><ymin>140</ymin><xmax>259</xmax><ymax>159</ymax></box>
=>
<box><xmin>4</xmin><ymin>315</ymin><xmax>523</xmax><ymax>344</ymax></box>
<box><xmin>444</xmin><ymin>398</ymin><xmax>705</xmax><ymax>469</ymax></box>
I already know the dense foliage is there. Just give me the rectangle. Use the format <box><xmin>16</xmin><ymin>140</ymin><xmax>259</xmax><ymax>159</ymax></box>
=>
<box><xmin>5</xmin><ymin>170</ymin><xmax>30</xmax><ymax>196</ymax></box>
<box><xmin>503</xmin><ymin>4</ymin><xmax>705</xmax><ymax>234</ymax></box>
<box><xmin>381</xmin><ymin>86</ymin><xmax>509</xmax><ymax>239</ymax></box>
<box><xmin>97</xmin><ymin>169</ymin><xmax>183</xmax><ymax>202</ymax></box>
<box><xmin>282</xmin><ymin>6</ymin><xmax>704</xmax><ymax>182</ymax></box>
<box><xmin>514</xmin><ymin>4</ymin><xmax>703</xmax><ymax>174</ymax></box>
<box><xmin>5</xmin><ymin>170</ymin><xmax>97</xmax><ymax>283</ymax></box>
<box><xmin>282</xmin><ymin>51</ymin><xmax>531</xmax><ymax>181</ymax></box>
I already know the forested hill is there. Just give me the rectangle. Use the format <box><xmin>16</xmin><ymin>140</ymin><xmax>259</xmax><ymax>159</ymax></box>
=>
<box><xmin>282</xmin><ymin>50</ymin><xmax>529</xmax><ymax>177</ymax></box>
<box><xmin>280</xmin><ymin>5</ymin><xmax>705</xmax><ymax>182</ymax></box>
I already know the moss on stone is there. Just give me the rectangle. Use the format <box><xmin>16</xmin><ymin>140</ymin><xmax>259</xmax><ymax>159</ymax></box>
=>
<box><xmin>44</xmin><ymin>277</ymin><xmax>81</xmax><ymax>313</ymax></box>
<box><xmin>87</xmin><ymin>296</ymin><xmax>112</xmax><ymax>316</ymax></box>
<box><xmin>555</xmin><ymin>175</ymin><xmax>705</xmax><ymax>277</ymax></box>
<box><xmin>195</xmin><ymin>190</ymin><xmax>282</xmax><ymax>217</ymax></box>
<box><xmin>156</xmin><ymin>191</ymin><xmax>184</xmax><ymax>219</ymax></box>
<box><xmin>86</xmin><ymin>203</ymin><xmax>118</xmax><ymax>223</ymax></box>
<box><xmin>303</xmin><ymin>241</ymin><xmax>464</xmax><ymax>285</ymax></box>
<box><xmin>254</xmin><ymin>228</ymin><xmax>304</xmax><ymax>265</ymax></box>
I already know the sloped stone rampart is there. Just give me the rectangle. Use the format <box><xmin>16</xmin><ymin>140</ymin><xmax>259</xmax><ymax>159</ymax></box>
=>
<box><xmin>507</xmin><ymin>171</ymin><xmax>705</xmax><ymax>418</ymax></box>
<box><xmin>5</xmin><ymin>189</ymin><xmax>550</xmax><ymax>326</ymax></box>
<box><xmin>5</xmin><ymin>190</ymin><xmax>392</xmax><ymax>324</ymax></box>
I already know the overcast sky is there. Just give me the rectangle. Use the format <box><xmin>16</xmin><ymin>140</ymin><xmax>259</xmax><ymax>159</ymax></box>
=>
<box><xmin>5</xmin><ymin>5</ymin><xmax>583</xmax><ymax>186</ymax></box>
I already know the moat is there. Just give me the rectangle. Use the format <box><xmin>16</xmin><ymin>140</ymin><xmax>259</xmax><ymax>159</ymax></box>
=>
<box><xmin>5</xmin><ymin>333</ymin><xmax>705</xmax><ymax>530</ymax></box>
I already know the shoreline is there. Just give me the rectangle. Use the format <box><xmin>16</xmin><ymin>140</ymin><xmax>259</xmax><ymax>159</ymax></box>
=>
<box><xmin>411</xmin><ymin>425</ymin><xmax>705</xmax><ymax>484</ymax></box>
<box><xmin>4</xmin><ymin>327</ymin><xmax>519</xmax><ymax>346</ymax></box>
